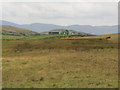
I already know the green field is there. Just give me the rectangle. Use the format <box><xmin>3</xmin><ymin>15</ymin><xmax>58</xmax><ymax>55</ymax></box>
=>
<box><xmin>2</xmin><ymin>33</ymin><xmax>118</xmax><ymax>88</ymax></box>
<box><xmin>1</xmin><ymin>35</ymin><xmax>26</xmax><ymax>40</ymax></box>
<box><xmin>1</xmin><ymin>34</ymin><xmax>64</xmax><ymax>40</ymax></box>
<box><xmin>26</xmin><ymin>34</ymin><xmax>64</xmax><ymax>40</ymax></box>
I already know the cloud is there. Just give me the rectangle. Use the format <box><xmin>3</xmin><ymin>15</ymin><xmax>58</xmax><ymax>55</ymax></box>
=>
<box><xmin>1</xmin><ymin>0</ymin><xmax>119</xmax><ymax>2</ymax></box>
<box><xmin>1</xmin><ymin>2</ymin><xmax>118</xmax><ymax>26</ymax></box>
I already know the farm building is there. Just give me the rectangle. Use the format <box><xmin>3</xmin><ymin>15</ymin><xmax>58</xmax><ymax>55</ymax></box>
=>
<box><xmin>49</xmin><ymin>32</ymin><xmax>59</xmax><ymax>35</ymax></box>
<box><xmin>48</xmin><ymin>30</ymin><xmax>78</xmax><ymax>35</ymax></box>
<box><xmin>40</xmin><ymin>29</ymin><xmax>90</xmax><ymax>36</ymax></box>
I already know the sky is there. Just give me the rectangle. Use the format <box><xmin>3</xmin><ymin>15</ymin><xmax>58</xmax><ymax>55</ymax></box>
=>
<box><xmin>0</xmin><ymin>0</ymin><xmax>118</xmax><ymax>26</ymax></box>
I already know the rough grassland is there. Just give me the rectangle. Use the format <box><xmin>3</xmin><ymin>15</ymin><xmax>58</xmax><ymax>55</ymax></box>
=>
<box><xmin>61</xmin><ymin>33</ymin><xmax>119</xmax><ymax>42</ymax></box>
<box><xmin>2</xmin><ymin>34</ymin><xmax>118</xmax><ymax>88</ymax></box>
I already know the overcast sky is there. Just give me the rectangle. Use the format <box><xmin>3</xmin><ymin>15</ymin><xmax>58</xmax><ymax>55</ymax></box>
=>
<box><xmin>1</xmin><ymin>1</ymin><xmax>118</xmax><ymax>26</ymax></box>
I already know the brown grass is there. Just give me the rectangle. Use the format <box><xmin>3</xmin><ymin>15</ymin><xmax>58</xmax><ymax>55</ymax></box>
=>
<box><xmin>2</xmin><ymin>35</ymin><xmax>118</xmax><ymax>88</ymax></box>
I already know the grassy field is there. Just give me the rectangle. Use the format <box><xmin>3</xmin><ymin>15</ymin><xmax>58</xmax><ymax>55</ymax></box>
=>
<box><xmin>26</xmin><ymin>34</ymin><xmax>64</xmax><ymax>40</ymax></box>
<box><xmin>1</xmin><ymin>34</ymin><xmax>64</xmax><ymax>40</ymax></box>
<box><xmin>1</xmin><ymin>35</ymin><xmax>27</xmax><ymax>40</ymax></box>
<box><xmin>2</xmin><ymin>33</ymin><xmax>118</xmax><ymax>88</ymax></box>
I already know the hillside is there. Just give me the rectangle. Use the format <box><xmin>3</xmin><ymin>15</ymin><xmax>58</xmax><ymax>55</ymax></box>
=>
<box><xmin>0</xmin><ymin>25</ymin><xmax>39</xmax><ymax>36</ymax></box>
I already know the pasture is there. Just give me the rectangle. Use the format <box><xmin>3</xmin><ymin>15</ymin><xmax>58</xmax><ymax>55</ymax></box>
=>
<box><xmin>2</xmin><ymin>33</ymin><xmax>118</xmax><ymax>88</ymax></box>
<box><xmin>1</xmin><ymin>34</ymin><xmax>64</xmax><ymax>40</ymax></box>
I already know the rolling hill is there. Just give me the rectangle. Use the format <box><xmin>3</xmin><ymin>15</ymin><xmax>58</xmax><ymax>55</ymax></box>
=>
<box><xmin>0</xmin><ymin>20</ymin><xmax>118</xmax><ymax>35</ymax></box>
<box><xmin>0</xmin><ymin>25</ymin><xmax>39</xmax><ymax>36</ymax></box>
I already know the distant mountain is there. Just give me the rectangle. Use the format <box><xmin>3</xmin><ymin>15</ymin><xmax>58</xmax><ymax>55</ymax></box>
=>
<box><xmin>0</xmin><ymin>20</ymin><xmax>118</xmax><ymax>35</ymax></box>
<box><xmin>0</xmin><ymin>20</ymin><xmax>19</xmax><ymax>27</ymax></box>
<box><xmin>1</xmin><ymin>25</ymin><xmax>39</xmax><ymax>36</ymax></box>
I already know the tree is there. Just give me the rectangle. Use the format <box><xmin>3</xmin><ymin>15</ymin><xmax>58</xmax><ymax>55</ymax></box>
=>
<box><xmin>60</xmin><ymin>31</ymin><xmax>64</xmax><ymax>35</ymax></box>
<box><xmin>65</xmin><ymin>30</ymin><xmax>69</xmax><ymax>36</ymax></box>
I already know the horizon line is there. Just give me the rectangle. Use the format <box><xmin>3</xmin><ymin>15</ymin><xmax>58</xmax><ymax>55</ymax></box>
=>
<box><xmin>0</xmin><ymin>20</ymin><xmax>118</xmax><ymax>27</ymax></box>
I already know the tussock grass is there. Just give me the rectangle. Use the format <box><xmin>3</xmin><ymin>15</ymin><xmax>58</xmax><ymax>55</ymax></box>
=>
<box><xmin>3</xmin><ymin>38</ymin><xmax>118</xmax><ymax>54</ymax></box>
